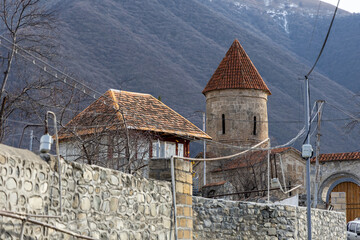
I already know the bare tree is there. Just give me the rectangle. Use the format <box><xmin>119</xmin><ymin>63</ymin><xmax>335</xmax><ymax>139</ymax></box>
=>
<box><xmin>228</xmin><ymin>151</ymin><xmax>268</xmax><ymax>200</ymax></box>
<box><xmin>0</xmin><ymin>0</ymin><xmax>56</xmax><ymax>141</ymax></box>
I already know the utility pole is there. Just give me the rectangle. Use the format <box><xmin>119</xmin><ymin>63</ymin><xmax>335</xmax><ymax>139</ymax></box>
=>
<box><xmin>29</xmin><ymin>130</ymin><xmax>33</xmax><ymax>151</ymax></box>
<box><xmin>313</xmin><ymin>100</ymin><xmax>324</xmax><ymax>208</ymax></box>
<box><xmin>303</xmin><ymin>76</ymin><xmax>313</xmax><ymax>240</ymax></box>
<box><xmin>203</xmin><ymin>112</ymin><xmax>206</xmax><ymax>186</ymax></box>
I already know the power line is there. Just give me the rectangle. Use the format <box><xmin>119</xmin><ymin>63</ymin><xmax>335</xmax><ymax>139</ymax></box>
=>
<box><xmin>0</xmin><ymin>35</ymin><xmax>186</xmax><ymax>136</ymax></box>
<box><xmin>305</xmin><ymin>0</ymin><xmax>340</xmax><ymax>78</ymax></box>
<box><xmin>325</xmin><ymin>102</ymin><xmax>360</xmax><ymax>122</ymax></box>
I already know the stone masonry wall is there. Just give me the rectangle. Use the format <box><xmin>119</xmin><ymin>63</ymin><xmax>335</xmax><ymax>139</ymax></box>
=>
<box><xmin>205</xmin><ymin>89</ymin><xmax>269</xmax><ymax>154</ymax></box>
<box><xmin>193</xmin><ymin>197</ymin><xmax>346</xmax><ymax>240</ymax></box>
<box><xmin>331</xmin><ymin>192</ymin><xmax>346</xmax><ymax>213</ymax></box>
<box><xmin>0</xmin><ymin>144</ymin><xmax>174</xmax><ymax>240</ymax></box>
<box><xmin>311</xmin><ymin>160</ymin><xmax>360</xmax><ymax>205</ymax></box>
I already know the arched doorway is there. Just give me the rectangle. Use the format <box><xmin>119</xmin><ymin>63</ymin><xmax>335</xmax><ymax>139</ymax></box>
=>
<box><xmin>328</xmin><ymin>180</ymin><xmax>360</xmax><ymax>222</ymax></box>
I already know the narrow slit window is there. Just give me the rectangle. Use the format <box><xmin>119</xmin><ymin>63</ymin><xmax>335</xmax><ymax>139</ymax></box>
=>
<box><xmin>222</xmin><ymin>114</ymin><xmax>225</xmax><ymax>134</ymax></box>
<box><xmin>253</xmin><ymin>116</ymin><xmax>257</xmax><ymax>135</ymax></box>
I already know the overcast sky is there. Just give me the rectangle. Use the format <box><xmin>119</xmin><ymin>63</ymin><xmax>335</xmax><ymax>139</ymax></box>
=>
<box><xmin>321</xmin><ymin>0</ymin><xmax>360</xmax><ymax>13</ymax></box>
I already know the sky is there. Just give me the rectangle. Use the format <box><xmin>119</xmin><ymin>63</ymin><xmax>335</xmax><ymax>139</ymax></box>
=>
<box><xmin>321</xmin><ymin>0</ymin><xmax>360</xmax><ymax>13</ymax></box>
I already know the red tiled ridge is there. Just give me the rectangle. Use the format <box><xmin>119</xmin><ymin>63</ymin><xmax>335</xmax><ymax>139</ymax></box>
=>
<box><xmin>311</xmin><ymin>152</ymin><xmax>360</xmax><ymax>163</ymax></box>
<box><xmin>59</xmin><ymin>89</ymin><xmax>211</xmax><ymax>140</ymax></box>
<box><xmin>202</xmin><ymin>39</ymin><xmax>271</xmax><ymax>95</ymax></box>
<box><xmin>212</xmin><ymin>147</ymin><xmax>293</xmax><ymax>172</ymax></box>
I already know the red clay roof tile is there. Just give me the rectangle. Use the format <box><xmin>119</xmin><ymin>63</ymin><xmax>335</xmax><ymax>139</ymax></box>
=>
<box><xmin>59</xmin><ymin>89</ymin><xmax>211</xmax><ymax>140</ymax></box>
<box><xmin>203</xmin><ymin>39</ymin><xmax>271</xmax><ymax>95</ymax></box>
<box><xmin>311</xmin><ymin>152</ymin><xmax>360</xmax><ymax>163</ymax></box>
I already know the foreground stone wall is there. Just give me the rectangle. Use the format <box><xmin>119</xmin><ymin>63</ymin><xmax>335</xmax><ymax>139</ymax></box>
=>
<box><xmin>0</xmin><ymin>144</ymin><xmax>174</xmax><ymax>239</ymax></box>
<box><xmin>193</xmin><ymin>197</ymin><xmax>346</xmax><ymax>240</ymax></box>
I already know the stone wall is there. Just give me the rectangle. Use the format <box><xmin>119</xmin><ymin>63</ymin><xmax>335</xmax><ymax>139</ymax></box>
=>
<box><xmin>193</xmin><ymin>197</ymin><xmax>346</xmax><ymax>240</ymax></box>
<box><xmin>205</xmin><ymin>89</ymin><xmax>269</xmax><ymax>155</ymax></box>
<box><xmin>312</xmin><ymin>160</ymin><xmax>360</xmax><ymax>204</ymax></box>
<box><xmin>0</xmin><ymin>143</ymin><xmax>348</xmax><ymax>240</ymax></box>
<box><xmin>330</xmin><ymin>192</ymin><xmax>346</xmax><ymax>213</ymax></box>
<box><xmin>0</xmin><ymin>144</ymin><xmax>174</xmax><ymax>239</ymax></box>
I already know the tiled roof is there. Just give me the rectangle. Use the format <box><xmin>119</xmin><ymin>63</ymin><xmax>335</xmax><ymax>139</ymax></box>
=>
<box><xmin>212</xmin><ymin>147</ymin><xmax>294</xmax><ymax>172</ymax></box>
<box><xmin>59</xmin><ymin>89</ymin><xmax>211</xmax><ymax>140</ymax></box>
<box><xmin>202</xmin><ymin>39</ymin><xmax>271</xmax><ymax>95</ymax></box>
<box><xmin>311</xmin><ymin>152</ymin><xmax>360</xmax><ymax>163</ymax></box>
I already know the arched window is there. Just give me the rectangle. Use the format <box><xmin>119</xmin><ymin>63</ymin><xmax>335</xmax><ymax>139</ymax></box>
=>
<box><xmin>253</xmin><ymin>116</ymin><xmax>257</xmax><ymax>135</ymax></box>
<box><xmin>222</xmin><ymin>114</ymin><xmax>225</xmax><ymax>134</ymax></box>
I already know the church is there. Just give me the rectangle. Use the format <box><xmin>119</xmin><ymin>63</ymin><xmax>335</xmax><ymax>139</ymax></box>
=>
<box><xmin>195</xmin><ymin>39</ymin><xmax>360</xmax><ymax>222</ymax></box>
<box><xmin>195</xmin><ymin>39</ymin><xmax>307</xmax><ymax>202</ymax></box>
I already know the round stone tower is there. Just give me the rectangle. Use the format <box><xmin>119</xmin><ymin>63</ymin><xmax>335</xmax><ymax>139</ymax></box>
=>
<box><xmin>203</xmin><ymin>39</ymin><xmax>271</xmax><ymax>155</ymax></box>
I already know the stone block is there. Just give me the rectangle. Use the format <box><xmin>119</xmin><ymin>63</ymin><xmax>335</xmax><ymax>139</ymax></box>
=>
<box><xmin>186</xmin><ymin>174</ymin><xmax>193</xmax><ymax>184</ymax></box>
<box><xmin>185</xmin><ymin>195</ymin><xmax>193</xmax><ymax>205</ymax></box>
<box><xmin>336</xmin><ymin>197</ymin><xmax>346</xmax><ymax>204</ymax></box>
<box><xmin>29</xmin><ymin>196</ymin><xmax>43</xmax><ymax>210</ymax></box>
<box><xmin>178</xmin><ymin>229</ymin><xmax>184</xmax><ymax>239</ymax></box>
<box><xmin>178</xmin><ymin>218</ymin><xmax>187</xmax><ymax>227</ymax></box>
<box><xmin>331</xmin><ymin>192</ymin><xmax>340</xmax><ymax>198</ymax></box>
<box><xmin>339</xmin><ymin>192</ymin><xmax>346</xmax><ymax>198</ymax></box>
<box><xmin>183</xmin><ymin>206</ymin><xmax>192</xmax><ymax>217</ymax></box>
<box><xmin>183</xmin><ymin>229</ymin><xmax>191</xmax><ymax>239</ymax></box>
<box><xmin>177</xmin><ymin>206</ymin><xmax>184</xmax><ymax>215</ymax></box>
<box><xmin>0</xmin><ymin>155</ymin><xmax>6</xmax><ymax>164</ymax></box>
<box><xmin>176</xmin><ymin>193</ymin><xmax>186</xmax><ymax>204</ymax></box>
<box><xmin>176</xmin><ymin>171</ymin><xmax>187</xmax><ymax>183</ymax></box>
<box><xmin>176</xmin><ymin>182</ymin><xmax>184</xmax><ymax>193</ymax></box>
<box><xmin>268</xmin><ymin>228</ymin><xmax>277</xmax><ymax>236</ymax></box>
<box><xmin>183</xmin><ymin>183</ymin><xmax>192</xmax><ymax>195</ymax></box>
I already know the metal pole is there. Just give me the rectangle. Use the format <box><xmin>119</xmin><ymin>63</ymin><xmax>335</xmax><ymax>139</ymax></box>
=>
<box><xmin>170</xmin><ymin>157</ymin><xmax>178</xmax><ymax>240</ymax></box>
<box><xmin>203</xmin><ymin>112</ymin><xmax>206</xmax><ymax>186</ymax></box>
<box><xmin>314</xmin><ymin>100</ymin><xmax>323</xmax><ymax>208</ymax></box>
<box><xmin>19</xmin><ymin>219</ymin><xmax>27</xmax><ymax>240</ymax></box>
<box><xmin>29</xmin><ymin>130</ymin><xmax>33</xmax><ymax>151</ymax></box>
<box><xmin>47</xmin><ymin>111</ymin><xmax>62</xmax><ymax>216</ymax></box>
<box><xmin>267</xmin><ymin>140</ymin><xmax>271</xmax><ymax>203</ymax></box>
<box><xmin>304</xmin><ymin>77</ymin><xmax>312</xmax><ymax>240</ymax></box>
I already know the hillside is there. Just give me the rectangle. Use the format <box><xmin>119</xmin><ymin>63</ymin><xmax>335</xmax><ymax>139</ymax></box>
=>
<box><xmin>50</xmin><ymin>0</ymin><xmax>359</xmax><ymax>153</ymax></box>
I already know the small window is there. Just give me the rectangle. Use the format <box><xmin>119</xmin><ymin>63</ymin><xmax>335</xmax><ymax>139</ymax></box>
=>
<box><xmin>253</xmin><ymin>116</ymin><xmax>257</xmax><ymax>135</ymax></box>
<box><xmin>222</xmin><ymin>114</ymin><xmax>225</xmax><ymax>134</ymax></box>
<box><xmin>177</xmin><ymin>143</ymin><xmax>184</xmax><ymax>157</ymax></box>
<box><xmin>357</xmin><ymin>224</ymin><xmax>360</xmax><ymax>234</ymax></box>
<box><xmin>350</xmin><ymin>223</ymin><xmax>356</xmax><ymax>233</ymax></box>
<box><xmin>160</xmin><ymin>142</ymin><xmax>165</xmax><ymax>158</ymax></box>
<box><xmin>165</xmin><ymin>142</ymin><xmax>176</xmax><ymax>158</ymax></box>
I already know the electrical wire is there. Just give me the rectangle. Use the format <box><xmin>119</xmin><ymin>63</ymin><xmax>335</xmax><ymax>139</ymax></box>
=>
<box><xmin>305</xmin><ymin>0</ymin><xmax>340</xmax><ymax>78</ymax></box>
<box><xmin>0</xmin><ymin>35</ymin><xmax>189</xmax><ymax>137</ymax></box>
<box><xmin>325</xmin><ymin>102</ymin><xmax>360</xmax><ymax>122</ymax></box>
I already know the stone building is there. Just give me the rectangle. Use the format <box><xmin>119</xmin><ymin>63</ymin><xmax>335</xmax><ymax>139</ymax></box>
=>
<box><xmin>203</xmin><ymin>39</ymin><xmax>271</xmax><ymax>155</ymax></box>
<box><xmin>59</xmin><ymin>89</ymin><xmax>210</xmax><ymax>175</ymax></box>
<box><xmin>200</xmin><ymin>38</ymin><xmax>272</xmax><ymax>189</ymax></box>
<box><xmin>195</xmin><ymin>39</ymin><xmax>307</xmax><ymax>201</ymax></box>
<box><xmin>311</xmin><ymin>152</ymin><xmax>360</xmax><ymax>222</ymax></box>
<box><xmin>200</xmin><ymin>147</ymin><xmax>306</xmax><ymax>201</ymax></box>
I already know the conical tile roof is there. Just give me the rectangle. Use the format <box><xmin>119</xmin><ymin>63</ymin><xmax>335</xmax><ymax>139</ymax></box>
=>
<box><xmin>203</xmin><ymin>39</ymin><xmax>271</xmax><ymax>95</ymax></box>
